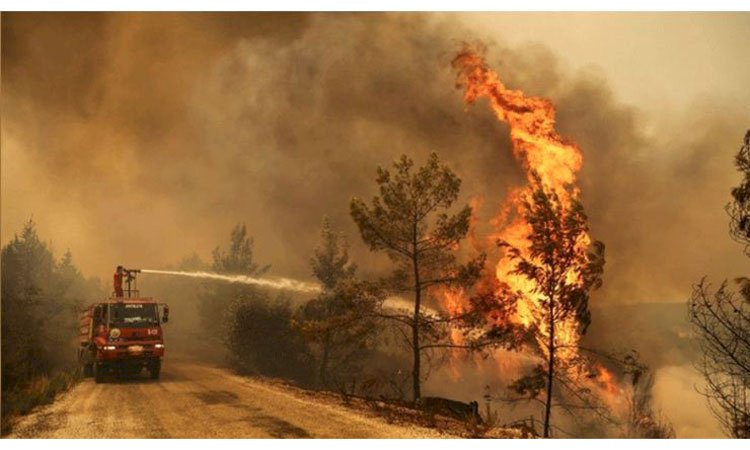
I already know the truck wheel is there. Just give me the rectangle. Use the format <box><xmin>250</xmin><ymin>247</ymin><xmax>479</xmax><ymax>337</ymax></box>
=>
<box><xmin>94</xmin><ymin>362</ymin><xmax>105</xmax><ymax>384</ymax></box>
<box><xmin>79</xmin><ymin>347</ymin><xmax>95</xmax><ymax>377</ymax></box>
<box><xmin>149</xmin><ymin>360</ymin><xmax>161</xmax><ymax>380</ymax></box>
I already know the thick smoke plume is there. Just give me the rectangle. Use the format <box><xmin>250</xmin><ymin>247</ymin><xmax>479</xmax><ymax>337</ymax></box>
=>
<box><xmin>3</xmin><ymin>13</ymin><xmax>748</xmax><ymax>437</ymax></box>
<box><xmin>3</xmin><ymin>13</ymin><xmax>746</xmax><ymax>306</ymax></box>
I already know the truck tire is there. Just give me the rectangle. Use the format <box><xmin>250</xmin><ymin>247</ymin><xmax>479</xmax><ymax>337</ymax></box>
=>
<box><xmin>149</xmin><ymin>360</ymin><xmax>161</xmax><ymax>380</ymax></box>
<box><xmin>79</xmin><ymin>347</ymin><xmax>94</xmax><ymax>377</ymax></box>
<box><xmin>94</xmin><ymin>362</ymin><xmax>105</xmax><ymax>384</ymax></box>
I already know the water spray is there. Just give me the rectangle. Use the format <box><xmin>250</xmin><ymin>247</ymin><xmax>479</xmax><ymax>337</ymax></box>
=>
<box><xmin>139</xmin><ymin>269</ymin><xmax>438</xmax><ymax>315</ymax></box>
<box><xmin>140</xmin><ymin>269</ymin><xmax>322</xmax><ymax>294</ymax></box>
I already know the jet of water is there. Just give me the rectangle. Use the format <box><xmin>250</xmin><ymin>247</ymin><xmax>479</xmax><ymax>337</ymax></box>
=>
<box><xmin>141</xmin><ymin>269</ymin><xmax>440</xmax><ymax>315</ymax></box>
<box><xmin>141</xmin><ymin>269</ymin><xmax>322</xmax><ymax>294</ymax></box>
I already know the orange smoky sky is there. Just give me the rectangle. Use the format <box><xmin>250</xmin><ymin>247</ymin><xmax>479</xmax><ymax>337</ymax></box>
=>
<box><xmin>2</xmin><ymin>12</ymin><xmax>749</xmax><ymax>306</ymax></box>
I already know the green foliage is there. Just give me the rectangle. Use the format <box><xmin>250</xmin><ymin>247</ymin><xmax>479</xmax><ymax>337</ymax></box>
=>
<box><xmin>350</xmin><ymin>153</ymin><xmax>477</xmax><ymax>280</ymax></box>
<box><xmin>199</xmin><ymin>223</ymin><xmax>269</xmax><ymax>337</ymax></box>
<box><xmin>205</xmin><ymin>223</ymin><xmax>315</xmax><ymax>383</ymax></box>
<box><xmin>226</xmin><ymin>293</ymin><xmax>313</xmax><ymax>384</ymax></box>
<box><xmin>1</xmin><ymin>219</ymin><xmax>102</xmax><ymax>434</ymax></box>
<box><xmin>295</xmin><ymin>280</ymin><xmax>383</xmax><ymax>387</ymax></box>
<box><xmin>310</xmin><ymin>218</ymin><xmax>356</xmax><ymax>290</ymax></box>
<box><xmin>212</xmin><ymin>223</ymin><xmax>268</xmax><ymax>275</ymax></box>
<box><xmin>294</xmin><ymin>218</ymin><xmax>381</xmax><ymax>387</ymax></box>
<box><xmin>1</xmin><ymin>220</ymin><xmax>102</xmax><ymax>388</ymax></box>
<box><xmin>350</xmin><ymin>152</ymin><xmax>485</xmax><ymax>400</ymax></box>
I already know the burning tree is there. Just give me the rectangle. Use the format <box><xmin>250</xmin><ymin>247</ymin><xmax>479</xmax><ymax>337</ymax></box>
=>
<box><xmin>350</xmin><ymin>152</ymin><xmax>485</xmax><ymax>401</ymax></box>
<box><xmin>498</xmin><ymin>179</ymin><xmax>606</xmax><ymax>438</ymax></box>
<box><xmin>452</xmin><ymin>45</ymin><xmax>612</xmax><ymax>437</ymax></box>
<box><xmin>688</xmin><ymin>130</ymin><xmax>750</xmax><ymax>438</ymax></box>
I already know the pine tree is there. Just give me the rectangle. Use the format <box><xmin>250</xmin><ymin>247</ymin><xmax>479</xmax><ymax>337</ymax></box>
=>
<box><xmin>294</xmin><ymin>218</ymin><xmax>380</xmax><ymax>387</ymax></box>
<box><xmin>494</xmin><ymin>178</ymin><xmax>605</xmax><ymax>437</ymax></box>
<box><xmin>199</xmin><ymin>223</ymin><xmax>269</xmax><ymax>337</ymax></box>
<box><xmin>350</xmin><ymin>153</ymin><xmax>484</xmax><ymax>400</ymax></box>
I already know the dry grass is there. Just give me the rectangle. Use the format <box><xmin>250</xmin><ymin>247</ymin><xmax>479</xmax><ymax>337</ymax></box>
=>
<box><xmin>1</xmin><ymin>368</ymin><xmax>80</xmax><ymax>436</ymax></box>
<box><xmin>258</xmin><ymin>377</ymin><xmax>524</xmax><ymax>438</ymax></box>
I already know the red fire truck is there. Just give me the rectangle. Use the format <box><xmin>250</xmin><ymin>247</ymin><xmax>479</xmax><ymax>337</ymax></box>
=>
<box><xmin>78</xmin><ymin>268</ymin><xmax>169</xmax><ymax>383</ymax></box>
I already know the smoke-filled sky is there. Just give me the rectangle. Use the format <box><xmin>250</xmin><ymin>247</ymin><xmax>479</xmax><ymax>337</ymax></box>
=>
<box><xmin>3</xmin><ymin>12</ymin><xmax>749</xmax><ymax>305</ymax></box>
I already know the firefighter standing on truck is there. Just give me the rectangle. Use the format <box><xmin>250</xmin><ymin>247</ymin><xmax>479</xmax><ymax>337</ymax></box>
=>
<box><xmin>114</xmin><ymin>265</ymin><xmax>124</xmax><ymax>297</ymax></box>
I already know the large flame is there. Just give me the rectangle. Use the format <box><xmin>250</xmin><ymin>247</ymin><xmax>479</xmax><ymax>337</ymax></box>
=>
<box><xmin>452</xmin><ymin>45</ymin><xmax>586</xmax><ymax>362</ymax></box>
<box><xmin>446</xmin><ymin>45</ymin><xmax>622</xmax><ymax>405</ymax></box>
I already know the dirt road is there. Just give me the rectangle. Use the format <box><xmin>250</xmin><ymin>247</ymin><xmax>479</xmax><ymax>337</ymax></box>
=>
<box><xmin>7</xmin><ymin>356</ymin><xmax>444</xmax><ymax>438</ymax></box>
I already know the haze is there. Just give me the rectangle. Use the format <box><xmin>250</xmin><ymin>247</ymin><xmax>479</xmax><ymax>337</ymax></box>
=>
<box><xmin>3</xmin><ymin>12</ymin><xmax>749</xmax><ymax>304</ymax></box>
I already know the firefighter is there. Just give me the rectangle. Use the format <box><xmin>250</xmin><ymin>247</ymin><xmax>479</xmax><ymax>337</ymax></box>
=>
<box><xmin>113</xmin><ymin>265</ymin><xmax>125</xmax><ymax>297</ymax></box>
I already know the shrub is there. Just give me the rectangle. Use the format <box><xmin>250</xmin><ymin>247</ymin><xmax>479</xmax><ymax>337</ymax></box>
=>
<box><xmin>225</xmin><ymin>292</ymin><xmax>314</xmax><ymax>384</ymax></box>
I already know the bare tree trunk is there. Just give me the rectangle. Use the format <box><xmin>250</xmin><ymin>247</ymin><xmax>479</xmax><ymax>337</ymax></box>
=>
<box><xmin>411</xmin><ymin>264</ymin><xmax>422</xmax><ymax>401</ymax></box>
<box><xmin>411</xmin><ymin>312</ymin><xmax>421</xmax><ymax>402</ymax></box>
<box><xmin>543</xmin><ymin>299</ymin><xmax>555</xmax><ymax>438</ymax></box>
<box><xmin>412</xmin><ymin>222</ymin><xmax>422</xmax><ymax>402</ymax></box>
<box><xmin>319</xmin><ymin>330</ymin><xmax>331</xmax><ymax>387</ymax></box>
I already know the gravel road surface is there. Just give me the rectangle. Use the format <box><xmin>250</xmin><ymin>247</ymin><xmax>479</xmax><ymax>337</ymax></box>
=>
<box><xmin>8</xmin><ymin>355</ymin><xmax>443</xmax><ymax>438</ymax></box>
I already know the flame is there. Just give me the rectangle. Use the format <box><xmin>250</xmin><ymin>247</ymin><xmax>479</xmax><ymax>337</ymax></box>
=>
<box><xmin>451</xmin><ymin>45</ymin><xmax>588</xmax><ymax>362</ymax></box>
<box><xmin>443</xmin><ymin>45</ymin><xmax>624</xmax><ymax>411</ymax></box>
<box><xmin>452</xmin><ymin>49</ymin><xmax>582</xmax><ymax>192</ymax></box>
<box><xmin>595</xmin><ymin>365</ymin><xmax>620</xmax><ymax>396</ymax></box>
<box><xmin>441</xmin><ymin>286</ymin><xmax>469</xmax><ymax>380</ymax></box>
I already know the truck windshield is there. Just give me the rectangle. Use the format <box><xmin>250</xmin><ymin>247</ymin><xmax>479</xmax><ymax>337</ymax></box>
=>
<box><xmin>109</xmin><ymin>303</ymin><xmax>158</xmax><ymax>328</ymax></box>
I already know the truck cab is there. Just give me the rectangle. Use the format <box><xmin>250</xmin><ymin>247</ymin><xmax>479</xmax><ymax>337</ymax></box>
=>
<box><xmin>79</xmin><ymin>269</ymin><xmax>169</xmax><ymax>383</ymax></box>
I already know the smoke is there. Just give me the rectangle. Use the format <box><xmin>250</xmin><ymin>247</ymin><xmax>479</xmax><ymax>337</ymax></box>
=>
<box><xmin>3</xmin><ymin>13</ymin><xmax>747</xmax><ymax>306</ymax></box>
<box><xmin>141</xmin><ymin>269</ymin><xmax>322</xmax><ymax>293</ymax></box>
<box><xmin>652</xmin><ymin>365</ymin><xmax>724</xmax><ymax>438</ymax></box>
<box><xmin>3</xmin><ymin>13</ymin><xmax>748</xmax><ymax>437</ymax></box>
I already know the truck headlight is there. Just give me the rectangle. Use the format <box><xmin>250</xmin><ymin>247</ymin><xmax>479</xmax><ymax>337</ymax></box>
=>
<box><xmin>103</xmin><ymin>345</ymin><xmax>116</xmax><ymax>351</ymax></box>
<box><xmin>154</xmin><ymin>344</ymin><xmax>164</xmax><ymax>349</ymax></box>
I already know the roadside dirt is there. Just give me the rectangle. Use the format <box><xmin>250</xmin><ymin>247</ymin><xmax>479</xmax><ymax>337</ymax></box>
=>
<box><xmin>6</xmin><ymin>355</ymin><xmax>453</xmax><ymax>438</ymax></box>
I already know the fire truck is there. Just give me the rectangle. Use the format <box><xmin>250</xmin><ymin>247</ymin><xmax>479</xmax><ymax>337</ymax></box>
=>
<box><xmin>78</xmin><ymin>268</ymin><xmax>170</xmax><ymax>383</ymax></box>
